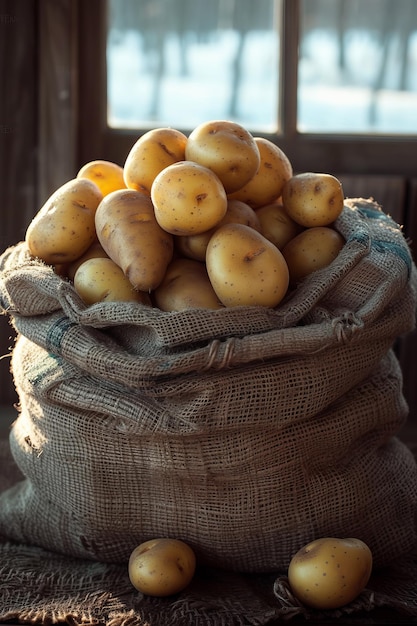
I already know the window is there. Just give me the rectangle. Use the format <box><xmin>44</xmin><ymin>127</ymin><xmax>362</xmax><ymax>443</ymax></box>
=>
<box><xmin>107</xmin><ymin>0</ymin><xmax>280</xmax><ymax>132</ymax></box>
<box><xmin>76</xmin><ymin>0</ymin><xmax>417</xmax><ymax>177</ymax></box>
<box><xmin>106</xmin><ymin>0</ymin><xmax>417</xmax><ymax>135</ymax></box>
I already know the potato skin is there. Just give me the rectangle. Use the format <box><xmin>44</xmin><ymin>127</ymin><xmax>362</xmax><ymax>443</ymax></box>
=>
<box><xmin>25</xmin><ymin>178</ymin><xmax>103</xmax><ymax>264</ymax></box>
<box><xmin>77</xmin><ymin>159</ymin><xmax>126</xmax><ymax>196</ymax></box>
<box><xmin>282</xmin><ymin>172</ymin><xmax>344</xmax><ymax>227</ymax></box>
<box><xmin>128</xmin><ymin>538</ymin><xmax>196</xmax><ymax>597</ymax></box>
<box><xmin>74</xmin><ymin>257</ymin><xmax>151</xmax><ymax>306</ymax></box>
<box><xmin>66</xmin><ymin>240</ymin><xmax>109</xmax><ymax>281</ymax></box>
<box><xmin>95</xmin><ymin>189</ymin><xmax>174</xmax><ymax>292</ymax></box>
<box><xmin>257</xmin><ymin>202</ymin><xmax>303</xmax><ymax>250</ymax></box>
<box><xmin>282</xmin><ymin>226</ymin><xmax>345</xmax><ymax>284</ymax></box>
<box><xmin>175</xmin><ymin>199</ymin><xmax>261</xmax><ymax>262</ymax></box>
<box><xmin>124</xmin><ymin>127</ymin><xmax>188</xmax><ymax>194</ymax></box>
<box><xmin>185</xmin><ymin>119</ymin><xmax>261</xmax><ymax>194</ymax></box>
<box><xmin>288</xmin><ymin>537</ymin><xmax>372</xmax><ymax>609</ymax></box>
<box><xmin>206</xmin><ymin>223</ymin><xmax>289</xmax><ymax>308</ymax></box>
<box><xmin>151</xmin><ymin>160</ymin><xmax>228</xmax><ymax>236</ymax></box>
<box><xmin>154</xmin><ymin>258</ymin><xmax>223</xmax><ymax>311</ymax></box>
<box><xmin>228</xmin><ymin>138</ymin><xmax>293</xmax><ymax>208</ymax></box>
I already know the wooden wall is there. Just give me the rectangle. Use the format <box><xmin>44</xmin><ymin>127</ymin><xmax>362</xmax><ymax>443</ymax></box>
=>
<box><xmin>0</xmin><ymin>0</ymin><xmax>77</xmax><ymax>406</ymax></box>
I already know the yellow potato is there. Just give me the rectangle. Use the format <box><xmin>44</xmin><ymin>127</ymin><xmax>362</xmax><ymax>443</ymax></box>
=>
<box><xmin>175</xmin><ymin>199</ymin><xmax>261</xmax><ymax>262</ymax></box>
<box><xmin>154</xmin><ymin>258</ymin><xmax>223</xmax><ymax>311</ymax></box>
<box><xmin>128</xmin><ymin>538</ymin><xmax>196</xmax><ymax>597</ymax></box>
<box><xmin>74</xmin><ymin>257</ymin><xmax>151</xmax><ymax>306</ymax></box>
<box><xmin>185</xmin><ymin>119</ymin><xmax>260</xmax><ymax>193</ymax></box>
<box><xmin>66</xmin><ymin>240</ymin><xmax>109</xmax><ymax>282</ymax></box>
<box><xmin>288</xmin><ymin>537</ymin><xmax>373</xmax><ymax>609</ymax></box>
<box><xmin>124</xmin><ymin>127</ymin><xmax>188</xmax><ymax>194</ymax></box>
<box><xmin>77</xmin><ymin>159</ymin><xmax>126</xmax><ymax>196</ymax></box>
<box><xmin>95</xmin><ymin>189</ymin><xmax>174</xmax><ymax>292</ymax></box>
<box><xmin>256</xmin><ymin>202</ymin><xmax>303</xmax><ymax>250</ymax></box>
<box><xmin>25</xmin><ymin>178</ymin><xmax>103</xmax><ymax>264</ymax></box>
<box><xmin>282</xmin><ymin>226</ymin><xmax>345</xmax><ymax>284</ymax></box>
<box><xmin>151</xmin><ymin>160</ymin><xmax>228</xmax><ymax>236</ymax></box>
<box><xmin>282</xmin><ymin>172</ymin><xmax>344</xmax><ymax>227</ymax></box>
<box><xmin>228</xmin><ymin>138</ymin><xmax>293</xmax><ymax>208</ymax></box>
<box><xmin>206</xmin><ymin>223</ymin><xmax>289</xmax><ymax>308</ymax></box>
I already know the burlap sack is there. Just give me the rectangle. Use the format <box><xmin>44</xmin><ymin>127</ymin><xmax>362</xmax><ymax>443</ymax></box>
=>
<box><xmin>0</xmin><ymin>197</ymin><xmax>416</xmax><ymax>574</ymax></box>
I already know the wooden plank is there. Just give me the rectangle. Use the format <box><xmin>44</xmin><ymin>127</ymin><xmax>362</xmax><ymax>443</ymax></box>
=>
<box><xmin>0</xmin><ymin>0</ymin><xmax>37</xmax><ymax>407</ymax></box>
<box><xmin>337</xmin><ymin>174</ymin><xmax>407</xmax><ymax>226</ymax></box>
<box><xmin>38</xmin><ymin>0</ymin><xmax>78</xmax><ymax>203</ymax></box>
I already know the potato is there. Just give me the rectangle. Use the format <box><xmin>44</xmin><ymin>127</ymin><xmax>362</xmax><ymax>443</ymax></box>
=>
<box><xmin>228</xmin><ymin>138</ymin><xmax>293</xmax><ymax>208</ymax></box>
<box><xmin>95</xmin><ymin>189</ymin><xmax>174</xmax><ymax>291</ymax></box>
<box><xmin>128</xmin><ymin>538</ymin><xmax>196</xmax><ymax>597</ymax></box>
<box><xmin>124</xmin><ymin>127</ymin><xmax>188</xmax><ymax>194</ymax></box>
<box><xmin>282</xmin><ymin>172</ymin><xmax>344</xmax><ymax>227</ymax></box>
<box><xmin>77</xmin><ymin>159</ymin><xmax>126</xmax><ymax>196</ymax></box>
<box><xmin>175</xmin><ymin>199</ymin><xmax>261</xmax><ymax>262</ymax></box>
<box><xmin>256</xmin><ymin>202</ymin><xmax>303</xmax><ymax>250</ymax></box>
<box><xmin>206</xmin><ymin>223</ymin><xmax>289</xmax><ymax>308</ymax></box>
<box><xmin>288</xmin><ymin>537</ymin><xmax>373</xmax><ymax>609</ymax></box>
<box><xmin>74</xmin><ymin>257</ymin><xmax>151</xmax><ymax>306</ymax></box>
<box><xmin>151</xmin><ymin>160</ymin><xmax>228</xmax><ymax>236</ymax></box>
<box><xmin>282</xmin><ymin>226</ymin><xmax>345</xmax><ymax>284</ymax></box>
<box><xmin>25</xmin><ymin>178</ymin><xmax>103</xmax><ymax>264</ymax></box>
<box><xmin>154</xmin><ymin>258</ymin><xmax>223</xmax><ymax>311</ymax></box>
<box><xmin>185</xmin><ymin>119</ymin><xmax>260</xmax><ymax>193</ymax></box>
<box><xmin>66</xmin><ymin>240</ymin><xmax>109</xmax><ymax>281</ymax></box>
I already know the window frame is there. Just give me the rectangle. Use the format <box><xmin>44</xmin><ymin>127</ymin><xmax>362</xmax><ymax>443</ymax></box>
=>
<box><xmin>76</xmin><ymin>0</ymin><xmax>417</xmax><ymax>177</ymax></box>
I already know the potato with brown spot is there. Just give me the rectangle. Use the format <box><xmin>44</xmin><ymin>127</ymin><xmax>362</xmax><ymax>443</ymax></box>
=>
<box><xmin>124</xmin><ymin>127</ymin><xmax>187</xmax><ymax>194</ymax></box>
<box><xmin>74</xmin><ymin>257</ymin><xmax>151</xmax><ymax>306</ymax></box>
<box><xmin>25</xmin><ymin>178</ymin><xmax>103</xmax><ymax>265</ymax></box>
<box><xmin>282</xmin><ymin>172</ymin><xmax>344</xmax><ymax>227</ymax></box>
<box><xmin>185</xmin><ymin>119</ymin><xmax>260</xmax><ymax>193</ymax></box>
<box><xmin>175</xmin><ymin>198</ymin><xmax>261</xmax><ymax>262</ymax></box>
<box><xmin>77</xmin><ymin>159</ymin><xmax>126</xmax><ymax>196</ymax></box>
<box><xmin>128</xmin><ymin>538</ymin><xmax>196</xmax><ymax>597</ymax></box>
<box><xmin>95</xmin><ymin>188</ymin><xmax>173</xmax><ymax>292</ymax></box>
<box><xmin>256</xmin><ymin>202</ymin><xmax>303</xmax><ymax>250</ymax></box>
<box><xmin>282</xmin><ymin>226</ymin><xmax>345</xmax><ymax>284</ymax></box>
<box><xmin>206</xmin><ymin>223</ymin><xmax>289</xmax><ymax>308</ymax></box>
<box><xmin>228</xmin><ymin>138</ymin><xmax>293</xmax><ymax>208</ymax></box>
<box><xmin>151</xmin><ymin>160</ymin><xmax>228</xmax><ymax>235</ymax></box>
<box><xmin>154</xmin><ymin>257</ymin><xmax>223</xmax><ymax>311</ymax></box>
<box><xmin>288</xmin><ymin>537</ymin><xmax>373</xmax><ymax>609</ymax></box>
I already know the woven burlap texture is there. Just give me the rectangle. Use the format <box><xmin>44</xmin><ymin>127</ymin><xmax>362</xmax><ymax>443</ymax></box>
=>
<box><xmin>0</xmin><ymin>198</ymin><xmax>417</xmax><ymax>575</ymax></box>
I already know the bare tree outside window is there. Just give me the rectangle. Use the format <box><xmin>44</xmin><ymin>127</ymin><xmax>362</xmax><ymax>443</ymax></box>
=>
<box><xmin>106</xmin><ymin>0</ymin><xmax>417</xmax><ymax>135</ymax></box>
<box><xmin>107</xmin><ymin>0</ymin><xmax>280</xmax><ymax>131</ymax></box>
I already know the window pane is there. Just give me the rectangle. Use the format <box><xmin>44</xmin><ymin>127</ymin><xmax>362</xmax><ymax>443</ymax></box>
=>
<box><xmin>298</xmin><ymin>0</ymin><xmax>417</xmax><ymax>134</ymax></box>
<box><xmin>106</xmin><ymin>0</ymin><xmax>280</xmax><ymax>132</ymax></box>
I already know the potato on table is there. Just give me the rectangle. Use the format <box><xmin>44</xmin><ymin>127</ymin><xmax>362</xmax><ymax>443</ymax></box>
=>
<box><xmin>288</xmin><ymin>537</ymin><xmax>372</xmax><ymax>609</ymax></box>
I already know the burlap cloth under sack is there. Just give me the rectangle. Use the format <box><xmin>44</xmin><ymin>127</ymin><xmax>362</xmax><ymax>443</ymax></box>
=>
<box><xmin>1</xmin><ymin>197</ymin><xmax>417</xmax><ymax>623</ymax></box>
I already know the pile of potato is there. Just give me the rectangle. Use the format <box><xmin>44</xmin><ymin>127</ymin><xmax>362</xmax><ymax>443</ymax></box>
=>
<box><xmin>25</xmin><ymin>120</ymin><xmax>345</xmax><ymax>311</ymax></box>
